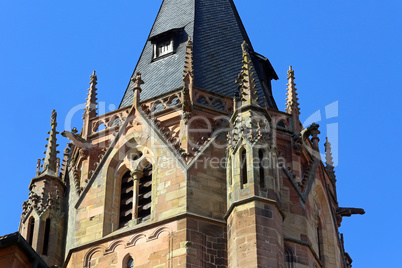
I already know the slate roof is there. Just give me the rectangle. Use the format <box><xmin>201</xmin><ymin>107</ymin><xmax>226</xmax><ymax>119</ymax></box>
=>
<box><xmin>119</xmin><ymin>0</ymin><xmax>278</xmax><ymax>109</ymax></box>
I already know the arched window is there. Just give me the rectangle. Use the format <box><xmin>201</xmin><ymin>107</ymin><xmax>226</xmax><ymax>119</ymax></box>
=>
<box><xmin>126</xmin><ymin>257</ymin><xmax>134</xmax><ymax>268</ymax></box>
<box><xmin>42</xmin><ymin>218</ymin><xmax>51</xmax><ymax>255</ymax></box>
<box><xmin>119</xmin><ymin>171</ymin><xmax>134</xmax><ymax>228</ymax></box>
<box><xmin>119</xmin><ymin>162</ymin><xmax>153</xmax><ymax>228</ymax></box>
<box><xmin>258</xmin><ymin>149</ymin><xmax>265</xmax><ymax>188</ymax></box>
<box><xmin>27</xmin><ymin>217</ymin><xmax>35</xmax><ymax>246</ymax></box>
<box><xmin>241</xmin><ymin>149</ymin><xmax>247</xmax><ymax>186</ymax></box>
<box><xmin>285</xmin><ymin>246</ymin><xmax>295</xmax><ymax>268</ymax></box>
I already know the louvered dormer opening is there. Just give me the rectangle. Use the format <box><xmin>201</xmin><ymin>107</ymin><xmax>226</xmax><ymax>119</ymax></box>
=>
<box><xmin>119</xmin><ymin>171</ymin><xmax>134</xmax><ymax>228</ymax></box>
<box><xmin>149</xmin><ymin>28</ymin><xmax>183</xmax><ymax>61</ymax></box>
<box><xmin>138</xmin><ymin>164</ymin><xmax>152</xmax><ymax>223</ymax></box>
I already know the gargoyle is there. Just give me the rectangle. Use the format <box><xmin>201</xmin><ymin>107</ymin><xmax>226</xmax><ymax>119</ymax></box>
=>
<box><xmin>336</xmin><ymin>207</ymin><xmax>365</xmax><ymax>227</ymax></box>
<box><xmin>336</xmin><ymin>207</ymin><xmax>365</xmax><ymax>217</ymax></box>
<box><xmin>61</xmin><ymin>130</ymin><xmax>92</xmax><ymax>150</ymax></box>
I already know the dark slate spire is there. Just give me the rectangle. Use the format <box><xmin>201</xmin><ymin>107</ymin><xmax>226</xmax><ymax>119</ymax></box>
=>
<box><xmin>119</xmin><ymin>0</ymin><xmax>278</xmax><ymax>109</ymax></box>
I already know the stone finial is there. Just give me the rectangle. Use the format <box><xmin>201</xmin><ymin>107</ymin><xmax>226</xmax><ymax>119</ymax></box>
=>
<box><xmin>286</xmin><ymin>66</ymin><xmax>300</xmax><ymax>116</ymax></box>
<box><xmin>42</xmin><ymin>110</ymin><xmax>60</xmax><ymax>177</ymax></box>
<box><xmin>131</xmin><ymin>72</ymin><xmax>144</xmax><ymax>108</ymax></box>
<box><xmin>236</xmin><ymin>41</ymin><xmax>258</xmax><ymax>106</ymax></box>
<box><xmin>84</xmin><ymin>71</ymin><xmax>98</xmax><ymax>118</ymax></box>
<box><xmin>132</xmin><ymin>72</ymin><xmax>144</xmax><ymax>92</ymax></box>
<box><xmin>325</xmin><ymin>137</ymin><xmax>336</xmax><ymax>176</ymax></box>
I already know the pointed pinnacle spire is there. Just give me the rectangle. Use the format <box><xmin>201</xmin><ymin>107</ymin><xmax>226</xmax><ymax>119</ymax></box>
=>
<box><xmin>84</xmin><ymin>71</ymin><xmax>98</xmax><ymax>119</ymax></box>
<box><xmin>182</xmin><ymin>35</ymin><xmax>194</xmax><ymax>117</ymax></box>
<box><xmin>286</xmin><ymin>66</ymin><xmax>300</xmax><ymax>116</ymax></box>
<box><xmin>183</xmin><ymin>36</ymin><xmax>194</xmax><ymax>80</ymax></box>
<box><xmin>325</xmin><ymin>137</ymin><xmax>335</xmax><ymax>176</ymax></box>
<box><xmin>236</xmin><ymin>41</ymin><xmax>258</xmax><ymax>106</ymax></box>
<box><xmin>42</xmin><ymin>110</ymin><xmax>60</xmax><ymax>177</ymax></box>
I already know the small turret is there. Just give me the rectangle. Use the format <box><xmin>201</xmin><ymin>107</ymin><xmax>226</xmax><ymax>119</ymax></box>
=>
<box><xmin>19</xmin><ymin>110</ymin><xmax>65</xmax><ymax>267</ymax></box>
<box><xmin>225</xmin><ymin>41</ymin><xmax>285</xmax><ymax>267</ymax></box>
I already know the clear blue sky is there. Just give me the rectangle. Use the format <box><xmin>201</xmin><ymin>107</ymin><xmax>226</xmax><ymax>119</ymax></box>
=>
<box><xmin>0</xmin><ymin>1</ymin><xmax>401</xmax><ymax>267</ymax></box>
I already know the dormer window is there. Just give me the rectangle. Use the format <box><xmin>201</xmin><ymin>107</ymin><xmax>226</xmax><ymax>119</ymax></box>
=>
<box><xmin>154</xmin><ymin>39</ymin><xmax>174</xmax><ymax>58</ymax></box>
<box><xmin>149</xmin><ymin>28</ymin><xmax>183</xmax><ymax>60</ymax></box>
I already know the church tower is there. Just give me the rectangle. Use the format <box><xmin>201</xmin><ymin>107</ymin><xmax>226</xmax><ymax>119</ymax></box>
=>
<box><xmin>18</xmin><ymin>0</ymin><xmax>364</xmax><ymax>267</ymax></box>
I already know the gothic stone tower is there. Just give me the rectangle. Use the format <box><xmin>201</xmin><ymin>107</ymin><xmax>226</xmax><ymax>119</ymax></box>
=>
<box><xmin>19</xmin><ymin>0</ymin><xmax>364</xmax><ymax>267</ymax></box>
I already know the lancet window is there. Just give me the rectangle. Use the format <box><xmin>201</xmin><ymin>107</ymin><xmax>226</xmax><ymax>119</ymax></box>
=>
<box><xmin>241</xmin><ymin>149</ymin><xmax>247</xmax><ymax>186</ymax></box>
<box><xmin>27</xmin><ymin>217</ymin><xmax>35</xmax><ymax>246</ymax></box>
<box><xmin>43</xmin><ymin>218</ymin><xmax>51</xmax><ymax>255</ymax></box>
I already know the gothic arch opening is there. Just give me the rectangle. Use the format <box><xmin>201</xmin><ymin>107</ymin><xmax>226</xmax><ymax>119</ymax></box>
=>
<box><xmin>240</xmin><ymin>148</ymin><xmax>247</xmax><ymax>186</ymax></box>
<box><xmin>27</xmin><ymin>216</ymin><xmax>35</xmax><ymax>246</ymax></box>
<box><xmin>110</xmin><ymin>145</ymin><xmax>155</xmax><ymax>230</ymax></box>
<box><xmin>285</xmin><ymin>245</ymin><xmax>295</xmax><ymax>268</ymax></box>
<box><xmin>42</xmin><ymin>218</ymin><xmax>51</xmax><ymax>255</ymax></box>
<box><xmin>123</xmin><ymin>254</ymin><xmax>134</xmax><ymax>268</ymax></box>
